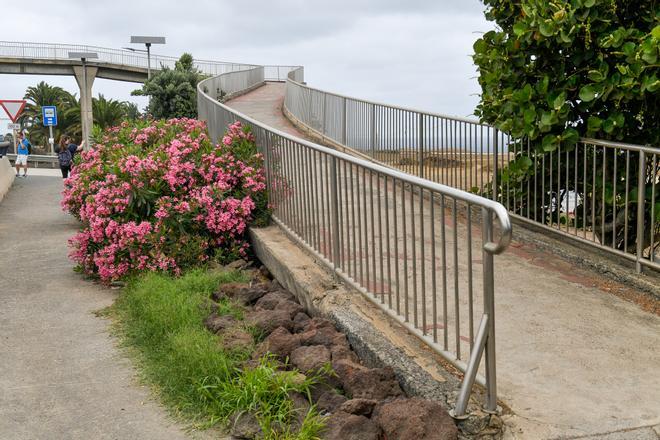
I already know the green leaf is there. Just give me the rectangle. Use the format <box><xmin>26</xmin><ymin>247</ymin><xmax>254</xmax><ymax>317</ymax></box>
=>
<box><xmin>652</xmin><ymin>25</ymin><xmax>660</xmax><ymax>40</ymax></box>
<box><xmin>542</xmin><ymin>134</ymin><xmax>560</xmax><ymax>152</ymax></box>
<box><xmin>523</xmin><ymin>107</ymin><xmax>536</xmax><ymax>124</ymax></box>
<box><xmin>579</xmin><ymin>84</ymin><xmax>600</xmax><ymax>102</ymax></box>
<box><xmin>553</xmin><ymin>92</ymin><xmax>567</xmax><ymax>110</ymax></box>
<box><xmin>587</xmin><ymin>70</ymin><xmax>605</xmax><ymax>82</ymax></box>
<box><xmin>583</xmin><ymin>0</ymin><xmax>595</xmax><ymax>6</ymax></box>
<box><xmin>587</xmin><ymin>116</ymin><xmax>602</xmax><ymax>131</ymax></box>
<box><xmin>473</xmin><ymin>39</ymin><xmax>488</xmax><ymax>54</ymax></box>
<box><xmin>561</xmin><ymin>128</ymin><xmax>579</xmax><ymax>144</ymax></box>
<box><xmin>513</xmin><ymin>22</ymin><xmax>527</xmax><ymax>37</ymax></box>
<box><xmin>539</xmin><ymin>20</ymin><xmax>555</xmax><ymax>37</ymax></box>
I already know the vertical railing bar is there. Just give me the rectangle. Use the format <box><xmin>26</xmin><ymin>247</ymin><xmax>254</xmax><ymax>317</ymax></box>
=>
<box><xmin>635</xmin><ymin>150</ymin><xmax>646</xmax><ymax>272</ymax></box>
<box><xmin>394</xmin><ymin>177</ymin><xmax>401</xmax><ymax>315</ymax></box>
<box><xmin>411</xmin><ymin>183</ymin><xmax>418</xmax><ymax>328</ymax></box>
<box><xmin>467</xmin><ymin>204</ymin><xmax>474</xmax><ymax>351</ymax></box>
<box><xmin>453</xmin><ymin>198</ymin><xmax>461</xmax><ymax>359</ymax></box>
<box><xmin>402</xmin><ymin>180</ymin><xmax>409</xmax><ymax>322</ymax></box>
<box><xmin>441</xmin><ymin>194</ymin><xmax>448</xmax><ymax>351</ymax></box>
<box><xmin>430</xmin><ymin>193</ymin><xmax>438</xmax><ymax>343</ymax></box>
<box><xmin>420</xmin><ymin>187</ymin><xmax>427</xmax><ymax>334</ymax></box>
<box><xmin>330</xmin><ymin>156</ymin><xmax>340</xmax><ymax>270</ymax></box>
<box><xmin>624</xmin><ymin>150</ymin><xmax>630</xmax><ymax>253</ymax></box>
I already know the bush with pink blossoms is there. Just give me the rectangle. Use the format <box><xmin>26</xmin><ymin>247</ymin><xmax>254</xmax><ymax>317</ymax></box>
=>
<box><xmin>62</xmin><ymin>118</ymin><xmax>268</xmax><ymax>282</ymax></box>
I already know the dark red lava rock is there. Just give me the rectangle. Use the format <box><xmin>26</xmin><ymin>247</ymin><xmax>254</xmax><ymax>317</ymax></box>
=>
<box><xmin>204</xmin><ymin>313</ymin><xmax>238</xmax><ymax>333</ymax></box>
<box><xmin>254</xmin><ymin>326</ymin><xmax>301</xmax><ymax>359</ymax></box>
<box><xmin>299</xmin><ymin>326</ymin><xmax>345</xmax><ymax>348</ymax></box>
<box><xmin>212</xmin><ymin>282</ymin><xmax>268</xmax><ymax>306</ymax></box>
<box><xmin>229</xmin><ymin>411</ymin><xmax>262</xmax><ymax>439</ymax></box>
<box><xmin>301</xmin><ymin>317</ymin><xmax>336</xmax><ymax>332</ymax></box>
<box><xmin>246</xmin><ymin>308</ymin><xmax>294</xmax><ymax>334</ymax></box>
<box><xmin>321</xmin><ymin>411</ymin><xmax>381</xmax><ymax>440</ymax></box>
<box><xmin>373</xmin><ymin>397</ymin><xmax>458</xmax><ymax>440</ymax></box>
<box><xmin>292</xmin><ymin>312</ymin><xmax>311</xmax><ymax>332</ymax></box>
<box><xmin>290</xmin><ymin>345</ymin><xmax>331</xmax><ymax>373</ymax></box>
<box><xmin>316</xmin><ymin>391</ymin><xmax>348</xmax><ymax>414</ymax></box>
<box><xmin>254</xmin><ymin>290</ymin><xmax>295</xmax><ymax>310</ymax></box>
<box><xmin>330</xmin><ymin>343</ymin><xmax>359</xmax><ymax>363</ymax></box>
<box><xmin>339</xmin><ymin>398</ymin><xmax>378</xmax><ymax>417</ymax></box>
<box><xmin>220</xmin><ymin>328</ymin><xmax>254</xmax><ymax>351</ymax></box>
<box><xmin>332</xmin><ymin>359</ymin><xmax>403</xmax><ymax>400</ymax></box>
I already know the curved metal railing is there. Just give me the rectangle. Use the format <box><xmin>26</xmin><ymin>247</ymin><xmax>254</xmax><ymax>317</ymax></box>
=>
<box><xmin>284</xmin><ymin>76</ymin><xmax>660</xmax><ymax>273</ymax></box>
<box><xmin>198</xmin><ymin>67</ymin><xmax>512</xmax><ymax>416</ymax></box>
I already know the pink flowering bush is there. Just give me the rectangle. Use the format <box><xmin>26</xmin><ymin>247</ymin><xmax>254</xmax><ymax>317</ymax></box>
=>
<box><xmin>62</xmin><ymin>118</ymin><xmax>268</xmax><ymax>282</ymax></box>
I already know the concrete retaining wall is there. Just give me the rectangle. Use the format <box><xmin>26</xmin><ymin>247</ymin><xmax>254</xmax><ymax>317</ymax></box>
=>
<box><xmin>0</xmin><ymin>156</ymin><xmax>15</xmax><ymax>203</ymax></box>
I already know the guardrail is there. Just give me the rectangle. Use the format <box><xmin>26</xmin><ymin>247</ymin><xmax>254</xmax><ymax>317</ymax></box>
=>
<box><xmin>199</xmin><ymin>67</ymin><xmax>512</xmax><ymax>416</ymax></box>
<box><xmin>284</xmin><ymin>78</ymin><xmax>660</xmax><ymax>274</ymax></box>
<box><xmin>5</xmin><ymin>153</ymin><xmax>59</xmax><ymax>168</ymax></box>
<box><xmin>0</xmin><ymin>41</ymin><xmax>302</xmax><ymax>81</ymax></box>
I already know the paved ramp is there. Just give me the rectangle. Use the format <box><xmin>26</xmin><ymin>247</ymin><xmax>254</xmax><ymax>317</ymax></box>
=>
<box><xmin>227</xmin><ymin>83</ymin><xmax>660</xmax><ymax>440</ymax></box>
<box><xmin>0</xmin><ymin>175</ymin><xmax>196</xmax><ymax>439</ymax></box>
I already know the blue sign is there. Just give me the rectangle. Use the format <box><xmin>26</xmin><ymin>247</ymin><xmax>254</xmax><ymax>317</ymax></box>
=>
<box><xmin>42</xmin><ymin>106</ymin><xmax>57</xmax><ymax>127</ymax></box>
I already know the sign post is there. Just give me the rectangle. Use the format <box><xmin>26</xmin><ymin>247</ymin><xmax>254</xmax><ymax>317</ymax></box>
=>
<box><xmin>42</xmin><ymin>106</ymin><xmax>58</xmax><ymax>155</ymax></box>
<box><xmin>0</xmin><ymin>100</ymin><xmax>27</xmax><ymax>154</ymax></box>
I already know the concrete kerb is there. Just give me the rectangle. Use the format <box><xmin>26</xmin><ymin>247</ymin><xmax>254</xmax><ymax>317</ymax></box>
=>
<box><xmin>249</xmin><ymin>225</ymin><xmax>505</xmax><ymax>438</ymax></box>
<box><xmin>0</xmin><ymin>156</ymin><xmax>15</xmax><ymax>203</ymax></box>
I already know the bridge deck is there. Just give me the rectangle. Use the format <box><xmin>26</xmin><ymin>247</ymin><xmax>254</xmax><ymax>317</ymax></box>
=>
<box><xmin>227</xmin><ymin>83</ymin><xmax>660</xmax><ymax>439</ymax></box>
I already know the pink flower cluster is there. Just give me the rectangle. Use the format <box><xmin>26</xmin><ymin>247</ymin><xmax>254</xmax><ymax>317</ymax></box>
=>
<box><xmin>62</xmin><ymin>118</ymin><xmax>268</xmax><ymax>282</ymax></box>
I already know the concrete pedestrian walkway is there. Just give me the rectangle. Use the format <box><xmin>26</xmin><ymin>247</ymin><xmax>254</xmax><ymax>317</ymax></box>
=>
<box><xmin>227</xmin><ymin>83</ymin><xmax>660</xmax><ymax>440</ymax></box>
<box><xmin>0</xmin><ymin>175</ymin><xmax>196</xmax><ymax>440</ymax></box>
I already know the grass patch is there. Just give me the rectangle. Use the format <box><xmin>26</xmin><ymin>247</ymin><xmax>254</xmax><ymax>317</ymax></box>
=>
<box><xmin>110</xmin><ymin>269</ymin><xmax>324</xmax><ymax>439</ymax></box>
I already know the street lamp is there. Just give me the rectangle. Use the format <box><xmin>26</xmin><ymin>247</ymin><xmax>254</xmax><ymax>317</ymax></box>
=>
<box><xmin>130</xmin><ymin>36</ymin><xmax>166</xmax><ymax>79</ymax></box>
<box><xmin>69</xmin><ymin>51</ymin><xmax>98</xmax><ymax>150</ymax></box>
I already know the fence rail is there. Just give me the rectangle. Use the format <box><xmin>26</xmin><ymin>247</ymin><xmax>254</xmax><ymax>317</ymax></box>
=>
<box><xmin>199</xmin><ymin>66</ymin><xmax>512</xmax><ymax>417</ymax></box>
<box><xmin>284</xmin><ymin>78</ymin><xmax>660</xmax><ymax>274</ymax></box>
<box><xmin>0</xmin><ymin>41</ymin><xmax>301</xmax><ymax>81</ymax></box>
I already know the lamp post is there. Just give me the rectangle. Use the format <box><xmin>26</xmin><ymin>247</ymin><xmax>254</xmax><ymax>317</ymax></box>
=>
<box><xmin>68</xmin><ymin>51</ymin><xmax>98</xmax><ymax>150</ymax></box>
<box><xmin>129</xmin><ymin>36</ymin><xmax>166</xmax><ymax>79</ymax></box>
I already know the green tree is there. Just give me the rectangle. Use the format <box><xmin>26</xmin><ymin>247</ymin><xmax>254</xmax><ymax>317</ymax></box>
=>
<box><xmin>132</xmin><ymin>53</ymin><xmax>202</xmax><ymax>119</ymax></box>
<box><xmin>19</xmin><ymin>81</ymin><xmax>77</xmax><ymax>148</ymax></box>
<box><xmin>473</xmin><ymin>0</ymin><xmax>659</xmax><ymax>253</ymax></box>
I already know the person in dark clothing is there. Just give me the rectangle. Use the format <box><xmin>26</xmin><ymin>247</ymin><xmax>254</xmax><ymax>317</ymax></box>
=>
<box><xmin>57</xmin><ymin>136</ymin><xmax>73</xmax><ymax>178</ymax></box>
<box><xmin>67</xmin><ymin>136</ymin><xmax>84</xmax><ymax>160</ymax></box>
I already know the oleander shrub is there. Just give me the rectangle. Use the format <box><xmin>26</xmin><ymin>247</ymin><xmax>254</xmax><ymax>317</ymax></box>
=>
<box><xmin>62</xmin><ymin>118</ymin><xmax>268</xmax><ymax>282</ymax></box>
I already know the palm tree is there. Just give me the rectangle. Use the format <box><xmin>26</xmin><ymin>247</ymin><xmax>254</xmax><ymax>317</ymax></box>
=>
<box><xmin>19</xmin><ymin>82</ymin><xmax>77</xmax><ymax>149</ymax></box>
<box><xmin>93</xmin><ymin>95</ymin><xmax>129</xmax><ymax>130</ymax></box>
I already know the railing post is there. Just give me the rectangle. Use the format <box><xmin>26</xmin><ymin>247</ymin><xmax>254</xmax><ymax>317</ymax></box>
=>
<box><xmin>370</xmin><ymin>104</ymin><xmax>376</xmax><ymax>158</ymax></box>
<box><xmin>482</xmin><ymin>207</ymin><xmax>497</xmax><ymax>413</ymax></box>
<box><xmin>330</xmin><ymin>155</ymin><xmax>341</xmax><ymax>270</ymax></box>
<box><xmin>342</xmin><ymin>97</ymin><xmax>347</xmax><ymax>146</ymax></box>
<box><xmin>636</xmin><ymin>150</ymin><xmax>646</xmax><ymax>273</ymax></box>
<box><xmin>322</xmin><ymin>93</ymin><xmax>327</xmax><ymax>135</ymax></box>
<box><xmin>492</xmin><ymin>128</ymin><xmax>499</xmax><ymax>202</ymax></box>
<box><xmin>418</xmin><ymin>113</ymin><xmax>424</xmax><ymax>179</ymax></box>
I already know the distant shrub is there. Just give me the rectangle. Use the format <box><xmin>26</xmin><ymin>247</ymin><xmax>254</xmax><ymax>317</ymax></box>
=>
<box><xmin>62</xmin><ymin>118</ymin><xmax>268</xmax><ymax>282</ymax></box>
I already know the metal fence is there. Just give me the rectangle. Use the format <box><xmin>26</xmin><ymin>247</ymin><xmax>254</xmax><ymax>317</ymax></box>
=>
<box><xmin>199</xmin><ymin>67</ymin><xmax>512</xmax><ymax>416</ymax></box>
<box><xmin>0</xmin><ymin>41</ymin><xmax>302</xmax><ymax>81</ymax></box>
<box><xmin>284</xmin><ymin>78</ymin><xmax>660</xmax><ymax>274</ymax></box>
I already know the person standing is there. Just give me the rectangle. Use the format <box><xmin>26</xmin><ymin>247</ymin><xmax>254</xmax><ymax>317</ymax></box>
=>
<box><xmin>15</xmin><ymin>132</ymin><xmax>30</xmax><ymax>178</ymax></box>
<box><xmin>57</xmin><ymin>136</ymin><xmax>74</xmax><ymax>178</ymax></box>
<box><xmin>66</xmin><ymin>136</ymin><xmax>84</xmax><ymax>161</ymax></box>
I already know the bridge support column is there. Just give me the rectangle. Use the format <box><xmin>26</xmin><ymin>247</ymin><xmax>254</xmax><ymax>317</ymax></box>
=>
<box><xmin>72</xmin><ymin>65</ymin><xmax>98</xmax><ymax>150</ymax></box>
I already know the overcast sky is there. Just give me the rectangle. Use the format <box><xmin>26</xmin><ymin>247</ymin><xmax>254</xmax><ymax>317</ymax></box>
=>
<box><xmin>0</xmin><ymin>1</ymin><xmax>494</xmax><ymax>128</ymax></box>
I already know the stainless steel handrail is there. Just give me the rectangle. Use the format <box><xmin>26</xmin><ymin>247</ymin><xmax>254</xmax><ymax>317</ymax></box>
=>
<box><xmin>284</xmin><ymin>75</ymin><xmax>660</xmax><ymax>274</ymax></box>
<box><xmin>198</xmin><ymin>66</ymin><xmax>512</xmax><ymax>416</ymax></box>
